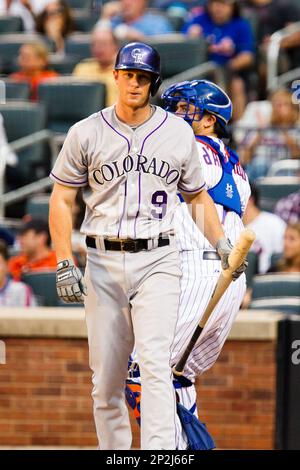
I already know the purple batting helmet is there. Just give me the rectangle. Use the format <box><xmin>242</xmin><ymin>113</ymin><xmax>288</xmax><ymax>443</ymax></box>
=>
<box><xmin>114</xmin><ymin>42</ymin><xmax>162</xmax><ymax>96</ymax></box>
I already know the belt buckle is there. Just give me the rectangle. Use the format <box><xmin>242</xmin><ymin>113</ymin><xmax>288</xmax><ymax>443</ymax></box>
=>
<box><xmin>121</xmin><ymin>239</ymin><xmax>139</xmax><ymax>253</ymax></box>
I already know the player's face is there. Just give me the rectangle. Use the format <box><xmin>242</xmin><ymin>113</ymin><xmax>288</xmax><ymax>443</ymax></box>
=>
<box><xmin>175</xmin><ymin>101</ymin><xmax>201</xmax><ymax>121</ymax></box>
<box><xmin>175</xmin><ymin>100</ymin><xmax>216</xmax><ymax>135</ymax></box>
<box><xmin>114</xmin><ymin>69</ymin><xmax>152</xmax><ymax>109</ymax></box>
<box><xmin>175</xmin><ymin>100</ymin><xmax>204</xmax><ymax>132</ymax></box>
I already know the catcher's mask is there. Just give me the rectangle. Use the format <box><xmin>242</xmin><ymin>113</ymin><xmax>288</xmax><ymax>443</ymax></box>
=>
<box><xmin>162</xmin><ymin>79</ymin><xmax>232</xmax><ymax>132</ymax></box>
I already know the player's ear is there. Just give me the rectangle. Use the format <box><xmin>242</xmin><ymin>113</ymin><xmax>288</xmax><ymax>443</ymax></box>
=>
<box><xmin>113</xmin><ymin>70</ymin><xmax>119</xmax><ymax>83</ymax></box>
<box><xmin>203</xmin><ymin>113</ymin><xmax>216</xmax><ymax>129</ymax></box>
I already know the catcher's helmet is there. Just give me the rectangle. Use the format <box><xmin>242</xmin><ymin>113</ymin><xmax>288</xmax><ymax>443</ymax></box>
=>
<box><xmin>115</xmin><ymin>42</ymin><xmax>162</xmax><ymax>96</ymax></box>
<box><xmin>162</xmin><ymin>79</ymin><xmax>232</xmax><ymax>131</ymax></box>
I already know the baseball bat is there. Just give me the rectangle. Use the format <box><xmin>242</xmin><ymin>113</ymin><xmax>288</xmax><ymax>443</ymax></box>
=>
<box><xmin>173</xmin><ymin>229</ymin><xmax>256</xmax><ymax>376</ymax></box>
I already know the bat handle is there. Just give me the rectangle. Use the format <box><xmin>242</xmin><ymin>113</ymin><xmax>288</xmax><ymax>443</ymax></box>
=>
<box><xmin>172</xmin><ymin>325</ymin><xmax>203</xmax><ymax>376</ymax></box>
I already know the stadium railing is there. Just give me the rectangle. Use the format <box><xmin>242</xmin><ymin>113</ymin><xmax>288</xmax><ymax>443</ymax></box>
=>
<box><xmin>267</xmin><ymin>21</ymin><xmax>300</xmax><ymax>91</ymax></box>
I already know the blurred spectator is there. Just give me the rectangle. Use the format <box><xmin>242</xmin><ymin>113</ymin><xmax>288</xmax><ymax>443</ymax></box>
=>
<box><xmin>239</xmin><ymin>88</ymin><xmax>300</xmax><ymax>181</ymax></box>
<box><xmin>0</xmin><ymin>0</ymin><xmax>34</xmax><ymax>31</ymax></box>
<box><xmin>268</xmin><ymin>222</ymin><xmax>300</xmax><ymax>273</ymax></box>
<box><xmin>150</xmin><ymin>0</ymin><xmax>200</xmax><ymax>9</ymax></box>
<box><xmin>243</xmin><ymin>183</ymin><xmax>286</xmax><ymax>273</ymax></box>
<box><xmin>104</xmin><ymin>0</ymin><xmax>174</xmax><ymax>41</ymax></box>
<box><xmin>183</xmin><ymin>0</ymin><xmax>255</xmax><ymax>121</ymax></box>
<box><xmin>35</xmin><ymin>0</ymin><xmax>74</xmax><ymax>54</ymax></box>
<box><xmin>0</xmin><ymin>240</ymin><xmax>36</xmax><ymax>306</ymax></box>
<box><xmin>73</xmin><ymin>27</ymin><xmax>119</xmax><ymax>107</ymax></box>
<box><xmin>8</xmin><ymin>218</ymin><xmax>57</xmax><ymax>281</ymax></box>
<box><xmin>275</xmin><ymin>190</ymin><xmax>300</xmax><ymax>225</ymax></box>
<box><xmin>0</xmin><ymin>1</ymin><xmax>54</xmax><ymax>31</ymax></box>
<box><xmin>235</xmin><ymin>99</ymin><xmax>272</xmax><ymax>130</ymax></box>
<box><xmin>0</xmin><ymin>112</ymin><xmax>20</xmax><ymax>189</ymax></box>
<box><xmin>246</xmin><ymin>0</ymin><xmax>300</xmax><ymax>95</ymax></box>
<box><xmin>9</xmin><ymin>41</ymin><xmax>58</xmax><ymax>101</ymax></box>
<box><xmin>0</xmin><ymin>226</ymin><xmax>15</xmax><ymax>247</ymax></box>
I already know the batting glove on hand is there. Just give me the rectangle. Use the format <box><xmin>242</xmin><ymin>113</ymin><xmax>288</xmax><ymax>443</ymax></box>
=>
<box><xmin>56</xmin><ymin>259</ymin><xmax>87</xmax><ymax>303</ymax></box>
<box><xmin>216</xmin><ymin>238</ymin><xmax>247</xmax><ymax>281</ymax></box>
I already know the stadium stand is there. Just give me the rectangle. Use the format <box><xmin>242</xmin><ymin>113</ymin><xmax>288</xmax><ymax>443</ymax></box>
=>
<box><xmin>251</xmin><ymin>274</ymin><xmax>300</xmax><ymax>300</ymax></box>
<box><xmin>257</xmin><ymin>177</ymin><xmax>300</xmax><ymax>213</ymax></box>
<box><xmin>267</xmin><ymin>159</ymin><xmax>300</xmax><ymax>177</ymax></box>
<box><xmin>0</xmin><ymin>79</ymin><xmax>30</xmax><ymax>101</ymax></box>
<box><xmin>0</xmin><ymin>16</ymin><xmax>23</xmax><ymax>34</ymax></box>
<box><xmin>0</xmin><ymin>100</ymin><xmax>47</xmax><ymax>184</ymax></box>
<box><xmin>0</xmin><ymin>33</ymin><xmax>54</xmax><ymax>74</ymax></box>
<box><xmin>250</xmin><ymin>298</ymin><xmax>300</xmax><ymax>315</ymax></box>
<box><xmin>21</xmin><ymin>270</ymin><xmax>70</xmax><ymax>307</ymax></box>
<box><xmin>25</xmin><ymin>194</ymin><xmax>50</xmax><ymax>221</ymax></box>
<box><xmin>38</xmin><ymin>78</ymin><xmax>106</xmax><ymax>133</ymax></box>
<box><xmin>65</xmin><ymin>33</ymin><xmax>91</xmax><ymax>61</ymax></box>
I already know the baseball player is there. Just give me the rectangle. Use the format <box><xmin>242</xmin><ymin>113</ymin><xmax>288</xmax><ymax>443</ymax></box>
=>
<box><xmin>49</xmin><ymin>43</ymin><xmax>241</xmax><ymax>451</ymax></box>
<box><xmin>126</xmin><ymin>80</ymin><xmax>251</xmax><ymax>449</ymax></box>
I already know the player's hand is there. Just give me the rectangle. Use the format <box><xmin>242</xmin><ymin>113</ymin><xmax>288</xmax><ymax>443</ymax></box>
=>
<box><xmin>216</xmin><ymin>238</ymin><xmax>247</xmax><ymax>281</ymax></box>
<box><xmin>232</xmin><ymin>258</ymin><xmax>248</xmax><ymax>281</ymax></box>
<box><xmin>56</xmin><ymin>259</ymin><xmax>87</xmax><ymax>303</ymax></box>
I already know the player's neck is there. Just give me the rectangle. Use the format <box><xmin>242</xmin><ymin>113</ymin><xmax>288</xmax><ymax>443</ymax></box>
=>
<box><xmin>115</xmin><ymin>102</ymin><xmax>153</xmax><ymax>127</ymax></box>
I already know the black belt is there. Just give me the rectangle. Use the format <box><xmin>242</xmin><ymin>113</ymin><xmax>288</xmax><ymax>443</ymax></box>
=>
<box><xmin>86</xmin><ymin>236</ymin><xmax>170</xmax><ymax>253</ymax></box>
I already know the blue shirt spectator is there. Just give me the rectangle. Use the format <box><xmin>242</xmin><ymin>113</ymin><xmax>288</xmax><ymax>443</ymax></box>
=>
<box><xmin>111</xmin><ymin>11</ymin><xmax>174</xmax><ymax>36</ymax></box>
<box><xmin>183</xmin><ymin>9</ymin><xmax>254</xmax><ymax>65</ymax></box>
<box><xmin>107</xmin><ymin>0</ymin><xmax>174</xmax><ymax>41</ymax></box>
<box><xmin>183</xmin><ymin>0</ymin><xmax>255</xmax><ymax>121</ymax></box>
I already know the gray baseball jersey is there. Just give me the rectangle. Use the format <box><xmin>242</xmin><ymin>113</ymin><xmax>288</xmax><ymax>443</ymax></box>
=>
<box><xmin>50</xmin><ymin>105</ymin><xmax>205</xmax><ymax>239</ymax></box>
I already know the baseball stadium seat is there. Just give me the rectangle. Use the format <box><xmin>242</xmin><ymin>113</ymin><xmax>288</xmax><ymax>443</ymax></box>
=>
<box><xmin>38</xmin><ymin>78</ymin><xmax>106</xmax><ymax>133</ymax></box>
<box><xmin>257</xmin><ymin>176</ymin><xmax>300</xmax><ymax>212</ymax></box>
<box><xmin>66</xmin><ymin>0</ymin><xmax>94</xmax><ymax>9</ymax></box>
<box><xmin>0</xmin><ymin>34</ymin><xmax>54</xmax><ymax>74</ymax></box>
<box><xmin>48</xmin><ymin>54</ymin><xmax>79</xmax><ymax>75</ymax></box>
<box><xmin>21</xmin><ymin>271</ymin><xmax>84</xmax><ymax>307</ymax></box>
<box><xmin>251</xmin><ymin>274</ymin><xmax>300</xmax><ymax>300</ymax></box>
<box><xmin>250</xmin><ymin>297</ymin><xmax>300</xmax><ymax>315</ymax></box>
<box><xmin>267</xmin><ymin>159</ymin><xmax>300</xmax><ymax>177</ymax></box>
<box><xmin>25</xmin><ymin>194</ymin><xmax>50</xmax><ymax>221</ymax></box>
<box><xmin>65</xmin><ymin>34</ymin><xmax>91</xmax><ymax>61</ymax></box>
<box><xmin>0</xmin><ymin>16</ymin><xmax>23</xmax><ymax>34</ymax></box>
<box><xmin>73</xmin><ymin>11</ymin><xmax>98</xmax><ymax>32</ymax></box>
<box><xmin>148</xmin><ymin>36</ymin><xmax>208</xmax><ymax>79</ymax></box>
<box><xmin>0</xmin><ymin>79</ymin><xmax>30</xmax><ymax>101</ymax></box>
<box><xmin>0</xmin><ymin>100</ymin><xmax>47</xmax><ymax>184</ymax></box>
<box><xmin>245</xmin><ymin>251</ymin><xmax>259</xmax><ymax>288</ymax></box>
<box><xmin>270</xmin><ymin>253</ymin><xmax>283</xmax><ymax>269</ymax></box>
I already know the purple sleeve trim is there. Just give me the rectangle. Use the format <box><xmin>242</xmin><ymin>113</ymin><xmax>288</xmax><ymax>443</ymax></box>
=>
<box><xmin>50</xmin><ymin>172</ymin><xmax>88</xmax><ymax>186</ymax></box>
<box><xmin>178</xmin><ymin>182</ymin><xmax>205</xmax><ymax>193</ymax></box>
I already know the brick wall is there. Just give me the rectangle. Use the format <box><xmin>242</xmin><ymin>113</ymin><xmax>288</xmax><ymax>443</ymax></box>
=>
<box><xmin>0</xmin><ymin>338</ymin><xmax>276</xmax><ymax>449</ymax></box>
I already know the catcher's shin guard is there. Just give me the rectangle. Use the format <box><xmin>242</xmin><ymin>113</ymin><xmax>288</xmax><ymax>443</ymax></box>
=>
<box><xmin>125</xmin><ymin>380</ymin><xmax>141</xmax><ymax>426</ymax></box>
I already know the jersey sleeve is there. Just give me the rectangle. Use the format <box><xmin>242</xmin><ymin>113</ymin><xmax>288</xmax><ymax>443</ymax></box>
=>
<box><xmin>178</xmin><ymin>135</ymin><xmax>205</xmax><ymax>194</ymax></box>
<box><xmin>50</xmin><ymin>125</ymin><xmax>88</xmax><ymax>187</ymax></box>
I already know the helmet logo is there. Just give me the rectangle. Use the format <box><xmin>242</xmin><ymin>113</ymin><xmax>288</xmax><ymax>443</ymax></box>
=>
<box><xmin>131</xmin><ymin>48</ymin><xmax>144</xmax><ymax>64</ymax></box>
